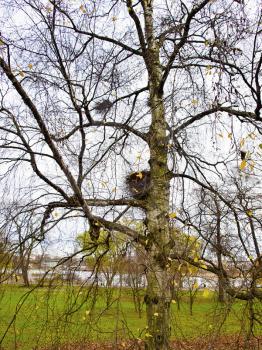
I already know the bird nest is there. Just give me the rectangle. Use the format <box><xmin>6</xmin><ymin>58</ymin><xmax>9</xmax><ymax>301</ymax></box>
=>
<box><xmin>94</xmin><ymin>99</ymin><xmax>113</xmax><ymax>113</ymax></box>
<box><xmin>126</xmin><ymin>170</ymin><xmax>151</xmax><ymax>199</ymax></box>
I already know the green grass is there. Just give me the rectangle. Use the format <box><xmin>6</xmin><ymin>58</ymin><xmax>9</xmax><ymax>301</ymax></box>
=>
<box><xmin>0</xmin><ymin>285</ymin><xmax>261</xmax><ymax>349</ymax></box>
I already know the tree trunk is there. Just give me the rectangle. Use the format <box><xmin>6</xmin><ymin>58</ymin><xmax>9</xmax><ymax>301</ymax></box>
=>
<box><xmin>144</xmin><ymin>75</ymin><xmax>172</xmax><ymax>349</ymax></box>
<box><xmin>141</xmin><ymin>2</ymin><xmax>173</xmax><ymax>348</ymax></box>
<box><xmin>217</xmin><ymin>275</ymin><xmax>226</xmax><ymax>303</ymax></box>
<box><xmin>19</xmin><ymin>245</ymin><xmax>30</xmax><ymax>287</ymax></box>
<box><xmin>144</xmin><ymin>43</ymin><xmax>172</xmax><ymax>350</ymax></box>
<box><xmin>21</xmin><ymin>263</ymin><xmax>30</xmax><ymax>287</ymax></box>
<box><xmin>189</xmin><ymin>295</ymin><xmax>193</xmax><ymax>316</ymax></box>
<box><xmin>215</xmin><ymin>198</ymin><xmax>225</xmax><ymax>303</ymax></box>
<box><xmin>145</xmin><ymin>263</ymin><xmax>171</xmax><ymax>350</ymax></box>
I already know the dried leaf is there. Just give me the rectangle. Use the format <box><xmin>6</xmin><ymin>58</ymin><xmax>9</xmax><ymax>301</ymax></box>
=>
<box><xmin>249</xmin><ymin>160</ymin><xmax>255</xmax><ymax>171</ymax></box>
<box><xmin>80</xmin><ymin>4</ymin><xmax>87</xmax><ymax>13</ymax></box>
<box><xmin>248</xmin><ymin>132</ymin><xmax>256</xmax><ymax>140</ymax></box>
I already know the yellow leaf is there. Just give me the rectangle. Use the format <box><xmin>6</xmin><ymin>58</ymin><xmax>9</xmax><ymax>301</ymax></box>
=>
<box><xmin>203</xmin><ymin>289</ymin><xmax>210</xmax><ymax>298</ymax></box>
<box><xmin>259</xmin><ymin>144</ymin><xmax>262</xmax><ymax>149</ymax></box>
<box><xmin>136</xmin><ymin>172</ymin><xmax>143</xmax><ymax>179</ymax></box>
<box><xmin>153</xmin><ymin>312</ymin><xmax>159</xmax><ymax>317</ymax></box>
<box><xmin>191</xmin><ymin>99</ymin><xmax>198</xmax><ymax>106</ymax></box>
<box><xmin>240</xmin><ymin>138</ymin><xmax>245</xmax><ymax>148</ymax></box>
<box><xmin>28</xmin><ymin>63</ymin><xmax>33</xmax><ymax>70</ymax></box>
<box><xmin>239</xmin><ymin>159</ymin><xmax>247</xmax><ymax>170</ymax></box>
<box><xmin>193</xmin><ymin>257</ymin><xmax>199</xmax><ymax>263</ymax></box>
<box><xmin>200</xmin><ymin>263</ymin><xmax>207</xmax><ymax>269</ymax></box>
<box><xmin>19</xmin><ymin>70</ymin><xmax>25</xmax><ymax>77</ymax></box>
<box><xmin>145</xmin><ymin>333</ymin><xmax>153</xmax><ymax>338</ymax></box>
<box><xmin>204</xmin><ymin>39</ymin><xmax>210</xmax><ymax>46</ymax></box>
<box><xmin>228</xmin><ymin>133</ymin><xmax>232</xmax><ymax>139</ymax></box>
<box><xmin>246</xmin><ymin>210</ymin><xmax>253</xmax><ymax>217</ymax></box>
<box><xmin>85</xmin><ymin>310</ymin><xmax>90</xmax><ymax>315</ymax></box>
<box><xmin>168</xmin><ymin>212</ymin><xmax>177</xmax><ymax>219</ymax></box>
<box><xmin>193</xmin><ymin>281</ymin><xmax>199</xmax><ymax>289</ymax></box>
<box><xmin>205</xmin><ymin>66</ymin><xmax>212</xmax><ymax>75</ymax></box>
<box><xmin>171</xmin><ymin>299</ymin><xmax>176</xmax><ymax>304</ymax></box>
<box><xmin>0</xmin><ymin>39</ymin><xmax>4</xmax><ymax>46</ymax></box>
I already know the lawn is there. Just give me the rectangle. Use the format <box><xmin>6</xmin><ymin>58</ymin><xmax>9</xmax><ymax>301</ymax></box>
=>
<box><xmin>0</xmin><ymin>285</ymin><xmax>261</xmax><ymax>349</ymax></box>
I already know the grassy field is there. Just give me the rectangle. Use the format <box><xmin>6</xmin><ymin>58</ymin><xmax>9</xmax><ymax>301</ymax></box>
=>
<box><xmin>0</xmin><ymin>285</ymin><xmax>261</xmax><ymax>349</ymax></box>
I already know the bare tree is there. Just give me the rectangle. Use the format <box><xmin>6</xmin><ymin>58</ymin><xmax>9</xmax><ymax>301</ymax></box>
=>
<box><xmin>13</xmin><ymin>211</ymin><xmax>38</xmax><ymax>287</ymax></box>
<box><xmin>0</xmin><ymin>0</ymin><xmax>261</xmax><ymax>349</ymax></box>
